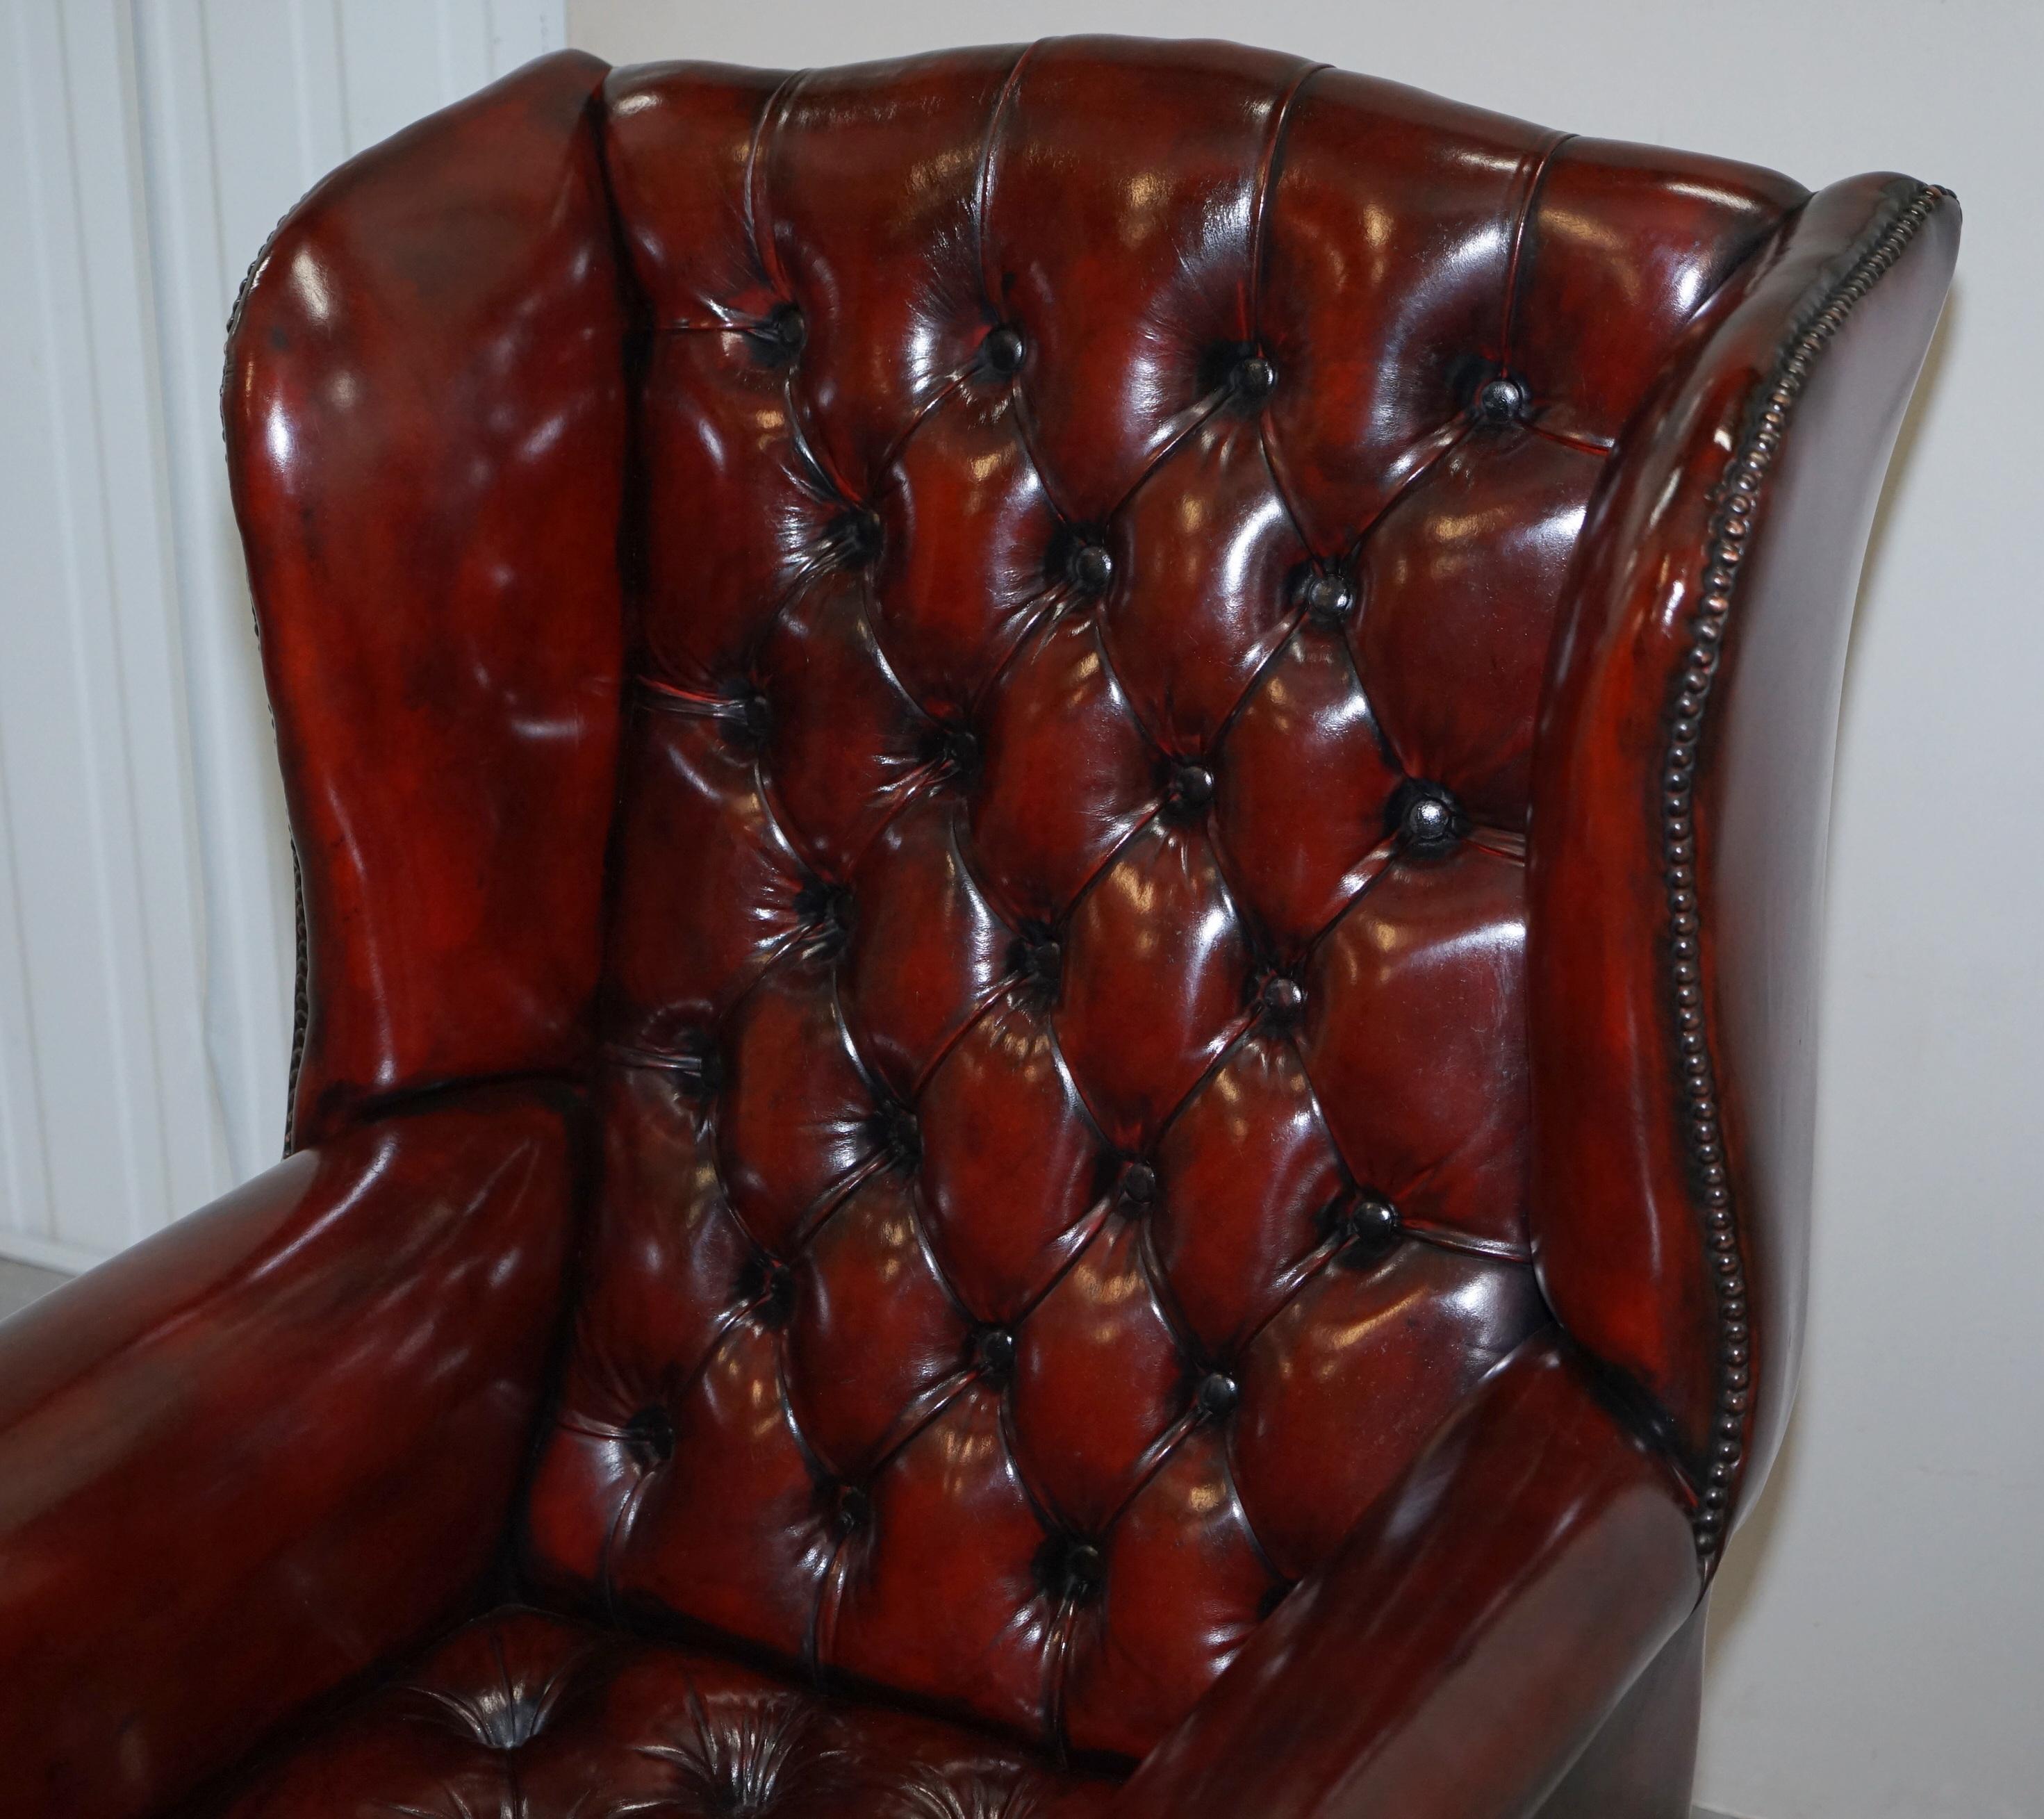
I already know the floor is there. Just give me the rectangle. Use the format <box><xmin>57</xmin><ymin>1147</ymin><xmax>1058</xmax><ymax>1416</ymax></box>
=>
<box><xmin>0</xmin><ymin>1259</ymin><xmax>68</xmax><ymax>1319</ymax></box>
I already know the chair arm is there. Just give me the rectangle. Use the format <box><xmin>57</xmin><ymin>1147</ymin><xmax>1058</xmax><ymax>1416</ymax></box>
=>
<box><xmin>0</xmin><ymin>1083</ymin><xmax>579</xmax><ymax>1819</ymax></box>
<box><xmin>1109</xmin><ymin>1337</ymin><xmax>1699</xmax><ymax>1819</ymax></box>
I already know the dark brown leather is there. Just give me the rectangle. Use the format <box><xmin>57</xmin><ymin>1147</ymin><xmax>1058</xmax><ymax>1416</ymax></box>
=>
<box><xmin>0</xmin><ymin>35</ymin><xmax>1956</xmax><ymax>1819</ymax></box>
<box><xmin>0</xmin><ymin>1084</ymin><xmax>577</xmax><ymax>1819</ymax></box>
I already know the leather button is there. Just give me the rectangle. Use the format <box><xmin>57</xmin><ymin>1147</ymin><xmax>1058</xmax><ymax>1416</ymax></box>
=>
<box><xmin>677</xmin><ymin>1030</ymin><xmax>724</xmax><ymax>1103</ymax></box>
<box><xmin>834</xmin><ymin>507</ymin><xmax>884</xmax><ymax>568</ymax></box>
<box><xmin>1165</xmin><ymin>762</ymin><xmax>1214</xmax><ymax>818</ymax></box>
<box><xmin>735</xmin><ymin>690</ymin><xmax>773</xmax><ymax>748</ymax></box>
<box><xmin>923</xmin><ymin>720</ymin><xmax>981</xmax><ymax>782</ymax></box>
<box><xmin>1392</xmin><ymin>779</ymin><xmax>1463</xmax><ymax>852</ymax></box>
<box><xmin>472</xmin><ymin>1690</ymin><xmax>546</xmax><ymax>1754</ymax></box>
<box><xmin>974</xmin><ymin>1326</ymin><xmax>1016</xmax><ymax>1381</ymax></box>
<box><xmin>1037</xmin><ymin>1533</ymin><xmax>1104</xmax><ymax>1605</ymax></box>
<box><xmin>739</xmin><ymin>1253</ymin><xmax>796</xmax><ymax>1324</ymax></box>
<box><xmin>984</xmin><ymin>324</ymin><xmax>1025</xmax><ymax>375</ymax></box>
<box><xmin>867</xmin><ymin>1102</ymin><xmax>921</xmax><ymax>1169</ymax></box>
<box><xmin>1195</xmin><ymin>1372</ymin><xmax>1238</xmax><ymax>1419</ymax></box>
<box><xmin>1300</xmin><ymin>569</ymin><xmax>1354</xmax><ymax>621</ymax></box>
<box><xmin>1476</xmin><ymin>372</ymin><xmax>1527</xmax><ymax>423</ymax></box>
<box><xmin>831</xmin><ymin>1483</ymin><xmax>872</xmax><ymax>1536</ymax></box>
<box><xmin>1328</xmin><ymin>1190</ymin><xmax>1401</xmax><ymax>1266</ymax></box>
<box><xmin>1233</xmin><ymin>354</ymin><xmax>1276</xmax><ymax>402</ymax></box>
<box><xmin>797</xmin><ymin>880</ymin><xmax>855</xmax><ymax>951</ymax></box>
<box><xmin>1014</xmin><ymin>925</ymin><xmax>1062</xmax><ymax>994</ymax></box>
<box><xmin>1121</xmin><ymin>1160</ymin><xmax>1158</xmax><ymax>1208</ymax></box>
<box><xmin>1406</xmin><ymin>795</ymin><xmax>1455</xmax><ymax>845</ymax></box>
<box><xmin>620</xmin><ymin>1405</ymin><xmax>675</xmax><ymax>1470</ymax></box>
<box><xmin>1260</xmin><ymin>975</ymin><xmax>1305</xmax><ymax>1023</ymax></box>
<box><xmin>1067</xmin><ymin>540</ymin><xmax>1114</xmax><ymax>594</ymax></box>
<box><xmin>759</xmin><ymin>301</ymin><xmax>805</xmax><ymax>358</ymax></box>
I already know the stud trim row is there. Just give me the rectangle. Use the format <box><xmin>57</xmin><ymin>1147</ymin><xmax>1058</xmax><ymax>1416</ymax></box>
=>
<box><xmin>1666</xmin><ymin>179</ymin><xmax>1950</xmax><ymax>1569</ymax></box>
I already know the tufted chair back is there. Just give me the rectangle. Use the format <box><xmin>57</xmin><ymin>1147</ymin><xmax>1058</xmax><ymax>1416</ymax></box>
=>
<box><xmin>488</xmin><ymin>40</ymin><xmax>1811</xmax><ymax>1767</ymax></box>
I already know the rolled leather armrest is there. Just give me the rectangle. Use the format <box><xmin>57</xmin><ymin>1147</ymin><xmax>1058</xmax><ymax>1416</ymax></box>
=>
<box><xmin>1110</xmin><ymin>1337</ymin><xmax>1700</xmax><ymax>1819</ymax></box>
<box><xmin>0</xmin><ymin>1083</ymin><xmax>579</xmax><ymax>1819</ymax></box>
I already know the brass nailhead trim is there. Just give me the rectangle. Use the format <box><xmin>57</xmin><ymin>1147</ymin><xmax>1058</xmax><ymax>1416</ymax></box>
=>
<box><xmin>1666</xmin><ymin>181</ymin><xmax>1949</xmax><ymax>1569</ymax></box>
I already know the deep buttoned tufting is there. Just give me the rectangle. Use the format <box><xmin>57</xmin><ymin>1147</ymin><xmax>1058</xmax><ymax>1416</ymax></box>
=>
<box><xmin>211</xmin><ymin>1606</ymin><xmax>1118</xmax><ymax>1818</ymax></box>
<box><xmin>0</xmin><ymin>26</ymin><xmax>1941</xmax><ymax>1819</ymax></box>
<box><xmin>519</xmin><ymin>40</ymin><xmax>1807</xmax><ymax>1766</ymax></box>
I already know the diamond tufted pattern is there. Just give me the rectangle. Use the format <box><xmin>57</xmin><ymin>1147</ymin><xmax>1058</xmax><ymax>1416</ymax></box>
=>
<box><xmin>521</xmin><ymin>40</ymin><xmax>1802</xmax><ymax>1765</ymax></box>
<box><xmin>212</xmin><ymin>1606</ymin><xmax>1118</xmax><ymax>1818</ymax></box>
<box><xmin>0</xmin><ymin>33</ymin><xmax>1952</xmax><ymax>1819</ymax></box>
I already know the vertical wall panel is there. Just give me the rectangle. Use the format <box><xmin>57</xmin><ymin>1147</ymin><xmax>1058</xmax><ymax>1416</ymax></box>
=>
<box><xmin>0</xmin><ymin>0</ymin><xmax>69</xmax><ymax>1251</ymax></box>
<box><xmin>0</xmin><ymin>0</ymin><xmax>566</xmax><ymax>1268</ymax></box>
<box><xmin>136</xmin><ymin>0</ymin><xmax>348</xmax><ymax>1196</ymax></box>
<box><xmin>0</xmin><ymin>0</ymin><xmax>216</xmax><ymax>1267</ymax></box>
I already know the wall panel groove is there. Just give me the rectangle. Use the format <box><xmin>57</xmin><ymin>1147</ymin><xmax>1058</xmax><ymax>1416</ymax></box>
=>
<box><xmin>0</xmin><ymin>0</ymin><xmax>567</xmax><ymax>1265</ymax></box>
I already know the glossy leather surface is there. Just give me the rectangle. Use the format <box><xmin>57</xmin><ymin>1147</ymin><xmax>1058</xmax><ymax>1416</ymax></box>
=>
<box><xmin>1534</xmin><ymin>1599</ymin><xmax>1708</xmax><ymax>1819</ymax></box>
<box><xmin>524</xmin><ymin>41</ymin><xmax>1800</xmax><ymax>1762</ymax></box>
<box><xmin>0</xmin><ymin>35</ymin><xmax>1958</xmax><ymax>1819</ymax></box>
<box><xmin>1111</xmin><ymin>1338</ymin><xmax>1699</xmax><ymax>1819</ymax></box>
<box><xmin>0</xmin><ymin>1085</ymin><xmax>576</xmax><ymax>1819</ymax></box>
<box><xmin>223</xmin><ymin>49</ymin><xmax>626</xmax><ymax>1148</ymax></box>
<box><xmin>205</xmin><ymin>1605</ymin><xmax>1117</xmax><ymax>1818</ymax></box>
<box><xmin>1531</xmin><ymin>178</ymin><xmax>1961</xmax><ymax>1505</ymax></box>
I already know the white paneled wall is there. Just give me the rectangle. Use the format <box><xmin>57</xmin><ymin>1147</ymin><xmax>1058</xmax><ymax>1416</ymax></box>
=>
<box><xmin>0</xmin><ymin>0</ymin><xmax>565</xmax><ymax>1269</ymax></box>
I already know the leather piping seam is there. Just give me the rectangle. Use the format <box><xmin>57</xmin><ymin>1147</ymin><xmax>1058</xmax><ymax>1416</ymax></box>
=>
<box><xmin>283</xmin><ymin>845</ymin><xmax>308</xmax><ymax>1155</ymax></box>
<box><xmin>1668</xmin><ymin>179</ymin><xmax>1949</xmax><ymax>1571</ymax></box>
<box><xmin>219</xmin><ymin>194</ymin><xmax>314</xmax><ymax>1158</ymax></box>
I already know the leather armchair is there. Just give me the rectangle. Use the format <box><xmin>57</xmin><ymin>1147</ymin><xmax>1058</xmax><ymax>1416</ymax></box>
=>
<box><xmin>0</xmin><ymin>38</ymin><xmax>1955</xmax><ymax>1819</ymax></box>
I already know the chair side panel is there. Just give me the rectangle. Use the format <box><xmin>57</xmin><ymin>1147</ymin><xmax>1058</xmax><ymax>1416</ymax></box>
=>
<box><xmin>224</xmin><ymin>51</ymin><xmax>629</xmax><ymax>1146</ymax></box>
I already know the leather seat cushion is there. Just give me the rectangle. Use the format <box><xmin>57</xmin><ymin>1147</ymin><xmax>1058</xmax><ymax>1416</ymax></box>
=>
<box><xmin>206</xmin><ymin>1604</ymin><xmax>1119</xmax><ymax>1818</ymax></box>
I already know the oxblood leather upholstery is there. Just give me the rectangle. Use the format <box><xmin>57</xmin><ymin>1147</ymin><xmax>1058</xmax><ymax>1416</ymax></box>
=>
<box><xmin>0</xmin><ymin>35</ymin><xmax>1956</xmax><ymax>1819</ymax></box>
<box><xmin>0</xmin><ymin>1086</ymin><xmax>577</xmax><ymax>1816</ymax></box>
<box><xmin>211</xmin><ymin>1606</ymin><xmax>1119</xmax><ymax>1818</ymax></box>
